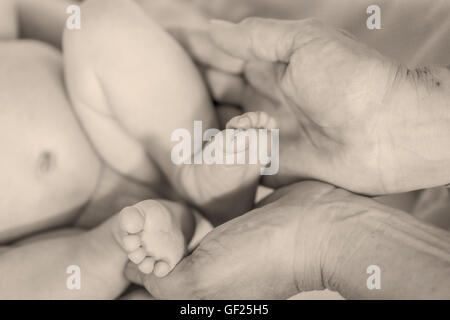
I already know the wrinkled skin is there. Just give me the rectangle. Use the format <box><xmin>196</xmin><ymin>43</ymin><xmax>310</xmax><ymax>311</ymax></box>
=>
<box><xmin>180</xmin><ymin>17</ymin><xmax>450</xmax><ymax>196</ymax></box>
<box><xmin>125</xmin><ymin>180</ymin><xmax>379</xmax><ymax>299</ymax></box>
<box><xmin>207</xmin><ymin>18</ymin><xmax>413</xmax><ymax>195</ymax></box>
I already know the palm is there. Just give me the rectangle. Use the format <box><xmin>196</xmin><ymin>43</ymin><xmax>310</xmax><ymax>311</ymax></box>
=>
<box><xmin>242</xmin><ymin>23</ymin><xmax>396</xmax><ymax>194</ymax></box>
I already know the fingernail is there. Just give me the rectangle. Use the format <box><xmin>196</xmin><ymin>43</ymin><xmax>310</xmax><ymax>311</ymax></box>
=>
<box><xmin>210</xmin><ymin>19</ymin><xmax>237</xmax><ymax>29</ymax></box>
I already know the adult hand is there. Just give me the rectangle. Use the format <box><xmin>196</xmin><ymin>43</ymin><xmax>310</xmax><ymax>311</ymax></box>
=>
<box><xmin>125</xmin><ymin>181</ymin><xmax>450</xmax><ymax>300</ymax></box>
<box><xmin>124</xmin><ymin>181</ymin><xmax>344</xmax><ymax>299</ymax></box>
<box><xmin>204</xmin><ymin>18</ymin><xmax>450</xmax><ymax>195</ymax></box>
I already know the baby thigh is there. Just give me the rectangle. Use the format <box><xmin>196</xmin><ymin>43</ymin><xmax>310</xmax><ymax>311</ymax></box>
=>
<box><xmin>63</xmin><ymin>0</ymin><xmax>217</xmax><ymax>182</ymax></box>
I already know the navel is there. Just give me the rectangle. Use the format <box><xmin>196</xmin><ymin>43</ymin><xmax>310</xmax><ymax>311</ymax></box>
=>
<box><xmin>37</xmin><ymin>150</ymin><xmax>57</xmax><ymax>174</ymax></box>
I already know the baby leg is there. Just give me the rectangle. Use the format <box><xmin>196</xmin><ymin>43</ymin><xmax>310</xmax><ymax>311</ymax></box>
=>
<box><xmin>175</xmin><ymin>111</ymin><xmax>278</xmax><ymax>225</ymax></box>
<box><xmin>117</xmin><ymin>199</ymin><xmax>195</xmax><ymax>277</ymax></box>
<box><xmin>63</xmin><ymin>0</ymin><xmax>217</xmax><ymax>186</ymax></box>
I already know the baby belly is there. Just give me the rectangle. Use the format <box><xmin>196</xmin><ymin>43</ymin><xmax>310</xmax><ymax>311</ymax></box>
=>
<box><xmin>0</xmin><ymin>40</ymin><xmax>102</xmax><ymax>242</ymax></box>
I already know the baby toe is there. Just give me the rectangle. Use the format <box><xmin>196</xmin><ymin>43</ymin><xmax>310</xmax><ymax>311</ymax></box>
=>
<box><xmin>138</xmin><ymin>257</ymin><xmax>156</xmax><ymax>274</ymax></box>
<box><xmin>119</xmin><ymin>206</ymin><xmax>145</xmax><ymax>234</ymax></box>
<box><xmin>266</xmin><ymin>116</ymin><xmax>278</xmax><ymax>129</ymax></box>
<box><xmin>258</xmin><ymin>112</ymin><xmax>269</xmax><ymax>127</ymax></box>
<box><xmin>237</xmin><ymin>115</ymin><xmax>252</xmax><ymax>128</ymax></box>
<box><xmin>122</xmin><ymin>235</ymin><xmax>141</xmax><ymax>252</ymax></box>
<box><xmin>226</xmin><ymin>115</ymin><xmax>239</xmax><ymax>129</ymax></box>
<box><xmin>128</xmin><ymin>248</ymin><xmax>147</xmax><ymax>264</ymax></box>
<box><xmin>153</xmin><ymin>260</ymin><xmax>172</xmax><ymax>278</ymax></box>
<box><xmin>226</xmin><ymin>114</ymin><xmax>250</xmax><ymax>130</ymax></box>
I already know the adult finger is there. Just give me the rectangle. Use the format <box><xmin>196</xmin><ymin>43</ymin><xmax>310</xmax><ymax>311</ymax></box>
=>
<box><xmin>243</xmin><ymin>60</ymin><xmax>285</xmax><ymax>102</ymax></box>
<box><xmin>125</xmin><ymin>258</ymin><xmax>196</xmax><ymax>299</ymax></box>
<box><xmin>191</xmin><ymin>0</ymin><xmax>254</xmax><ymax>22</ymax></box>
<box><xmin>168</xmin><ymin>27</ymin><xmax>244</xmax><ymax>73</ymax></box>
<box><xmin>139</xmin><ymin>255</ymin><xmax>198</xmax><ymax>299</ymax></box>
<box><xmin>205</xmin><ymin>66</ymin><xmax>281</xmax><ymax>109</ymax></box>
<box><xmin>209</xmin><ymin>17</ymin><xmax>326</xmax><ymax>63</ymax></box>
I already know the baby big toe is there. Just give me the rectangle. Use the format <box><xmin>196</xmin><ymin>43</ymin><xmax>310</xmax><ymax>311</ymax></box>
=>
<box><xmin>154</xmin><ymin>260</ymin><xmax>172</xmax><ymax>278</ymax></box>
<box><xmin>227</xmin><ymin>113</ymin><xmax>251</xmax><ymax>130</ymax></box>
<box><xmin>138</xmin><ymin>257</ymin><xmax>156</xmax><ymax>274</ymax></box>
<box><xmin>119</xmin><ymin>206</ymin><xmax>145</xmax><ymax>234</ymax></box>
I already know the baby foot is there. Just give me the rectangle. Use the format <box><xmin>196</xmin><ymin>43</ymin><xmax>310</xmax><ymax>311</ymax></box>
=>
<box><xmin>226</xmin><ymin>111</ymin><xmax>278</xmax><ymax>130</ymax></box>
<box><xmin>173</xmin><ymin>111</ymin><xmax>279</xmax><ymax>225</ymax></box>
<box><xmin>118</xmin><ymin>200</ymin><xmax>187</xmax><ymax>277</ymax></box>
<box><xmin>225</xmin><ymin>111</ymin><xmax>278</xmax><ymax>167</ymax></box>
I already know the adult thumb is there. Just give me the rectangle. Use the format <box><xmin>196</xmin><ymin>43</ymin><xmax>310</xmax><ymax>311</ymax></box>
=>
<box><xmin>139</xmin><ymin>254</ymin><xmax>198</xmax><ymax>299</ymax></box>
<box><xmin>209</xmin><ymin>17</ymin><xmax>317</xmax><ymax>63</ymax></box>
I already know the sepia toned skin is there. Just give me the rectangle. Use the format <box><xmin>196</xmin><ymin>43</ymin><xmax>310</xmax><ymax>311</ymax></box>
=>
<box><xmin>0</xmin><ymin>0</ymin><xmax>271</xmax><ymax>298</ymax></box>
<box><xmin>0</xmin><ymin>0</ymin><xmax>132</xmax><ymax>298</ymax></box>
<box><xmin>203</xmin><ymin>18</ymin><xmax>450</xmax><ymax>195</ymax></box>
<box><xmin>130</xmin><ymin>17</ymin><xmax>450</xmax><ymax>299</ymax></box>
<box><xmin>0</xmin><ymin>0</ymin><xmax>160</xmax><ymax>299</ymax></box>
<box><xmin>130</xmin><ymin>180</ymin><xmax>450</xmax><ymax>299</ymax></box>
<box><xmin>63</xmin><ymin>0</ymin><xmax>271</xmax><ymax>225</ymax></box>
<box><xmin>0</xmin><ymin>0</ymin><xmax>449</xmax><ymax>299</ymax></box>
